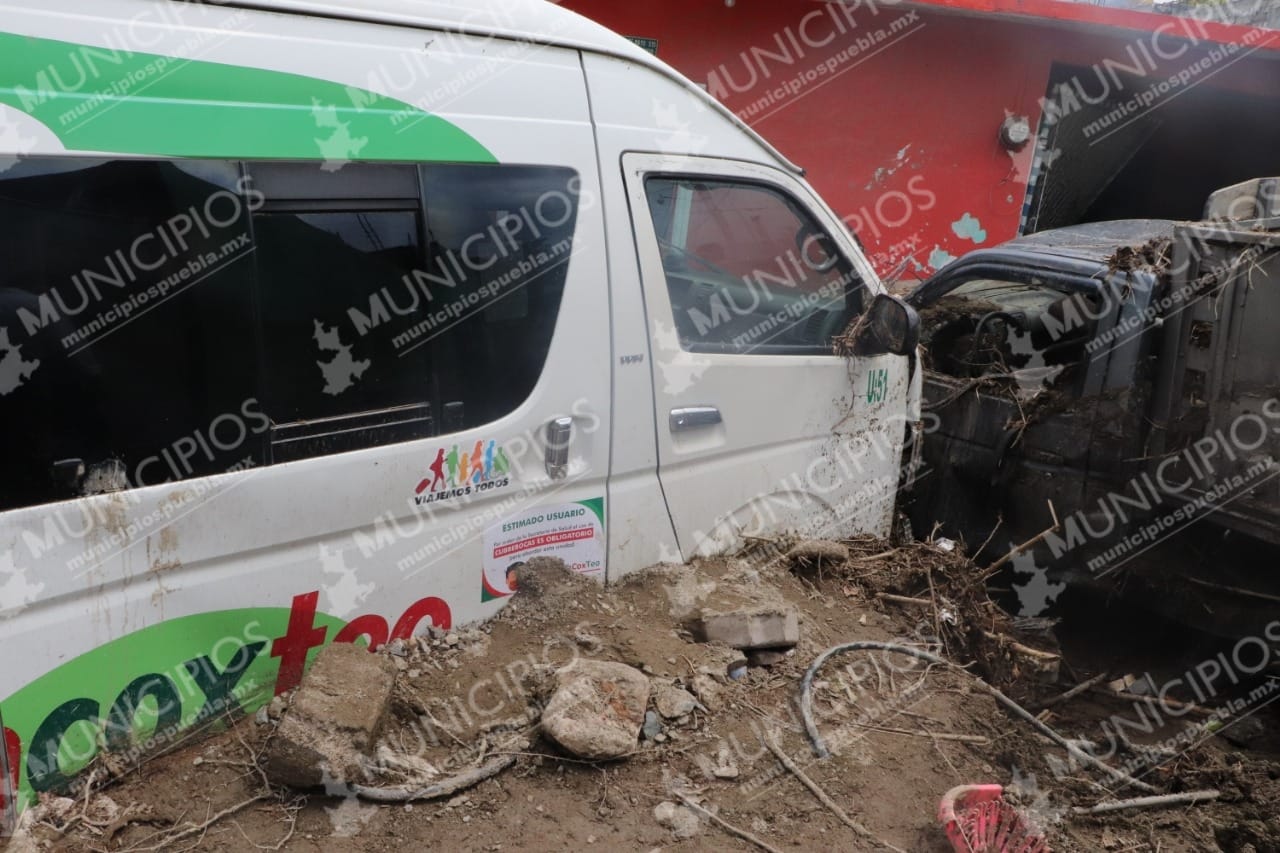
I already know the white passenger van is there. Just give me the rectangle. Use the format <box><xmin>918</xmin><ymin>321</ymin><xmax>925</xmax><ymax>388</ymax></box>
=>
<box><xmin>0</xmin><ymin>0</ymin><xmax>919</xmax><ymax>815</ymax></box>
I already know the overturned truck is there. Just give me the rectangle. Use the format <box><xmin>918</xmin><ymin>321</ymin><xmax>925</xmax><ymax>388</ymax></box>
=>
<box><xmin>907</xmin><ymin>178</ymin><xmax>1280</xmax><ymax>632</ymax></box>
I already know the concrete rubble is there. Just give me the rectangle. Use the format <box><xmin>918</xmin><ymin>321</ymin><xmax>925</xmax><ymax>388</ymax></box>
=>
<box><xmin>263</xmin><ymin>642</ymin><xmax>397</xmax><ymax>788</ymax></box>
<box><xmin>697</xmin><ymin>605</ymin><xmax>800</xmax><ymax>651</ymax></box>
<box><xmin>654</xmin><ymin>684</ymin><xmax>701</xmax><ymax>719</ymax></box>
<box><xmin>653</xmin><ymin>800</ymin><xmax>702</xmax><ymax>839</ymax></box>
<box><xmin>540</xmin><ymin>659</ymin><xmax>651</xmax><ymax>760</ymax></box>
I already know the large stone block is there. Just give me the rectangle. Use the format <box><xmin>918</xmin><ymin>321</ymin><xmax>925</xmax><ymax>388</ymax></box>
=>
<box><xmin>263</xmin><ymin>642</ymin><xmax>397</xmax><ymax>788</ymax></box>
<box><xmin>698</xmin><ymin>606</ymin><xmax>800</xmax><ymax>650</ymax></box>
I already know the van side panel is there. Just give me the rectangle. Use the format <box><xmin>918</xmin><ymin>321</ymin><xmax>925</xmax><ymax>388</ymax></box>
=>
<box><xmin>582</xmin><ymin>54</ymin><xmax>779</xmax><ymax>167</ymax></box>
<box><xmin>583</xmin><ymin>54</ymin><xmax>907</xmax><ymax>568</ymax></box>
<box><xmin>579</xmin><ymin>56</ymin><xmax>683</xmax><ymax>574</ymax></box>
<box><xmin>0</xmin><ymin>0</ymin><xmax>594</xmax><ymax>166</ymax></box>
<box><xmin>0</xmin><ymin>2</ymin><xmax>610</xmax><ymax>810</ymax></box>
<box><xmin>583</xmin><ymin>51</ymin><xmax>775</xmax><ymax>575</ymax></box>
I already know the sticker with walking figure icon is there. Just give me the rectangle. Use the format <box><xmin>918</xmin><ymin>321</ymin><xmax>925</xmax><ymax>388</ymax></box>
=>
<box><xmin>481</xmin><ymin>498</ymin><xmax>605</xmax><ymax>600</ymax></box>
<box><xmin>414</xmin><ymin>437</ymin><xmax>512</xmax><ymax>504</ymax></box>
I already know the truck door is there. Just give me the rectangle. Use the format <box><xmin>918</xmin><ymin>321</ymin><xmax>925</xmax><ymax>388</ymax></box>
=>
<box><xmin>622</xmin><ymin>153</ymin><xmax>911</xmax><ymax>558</ymax></box>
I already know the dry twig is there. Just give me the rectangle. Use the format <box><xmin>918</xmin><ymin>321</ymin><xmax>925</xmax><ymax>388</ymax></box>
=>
<box><xmin>1073</xmin><ymin>790</ymin><xmax>1219</xmax><ymax>816</ymax></box>
<box><xmin>763</xmin><ymin>732</ymin><xmax>906</xmax><ymax>852</ymax></box>
<box><xmin>671</xmin><ymin>791</ymin><xmax>784</xmax><ymax>853</ymax></box>
<box><xmin>852</xmin><ymin>723</ymin><xmax>988</xmax><ymax>744</ymax></box>
<box><xmin>799</xmin><ymin>641</ymin><xmax>1157</xmax><ymax>793</ymax></box>
<box><xmin>1037</xmin><ymin>672</ymin><xmax>1110</xmax><ymax>710</ymax></box>
<box><xmin>352</xmin><ymin>752</ymin><xmax>518</xmax><ymax>802</ymax></box>
<box><xmin>982</xmin><ymin>501</ymin><xmax>1060</xmax><ymax>578</ymax></box>
<box><xmin>119</xmin><ymin>793</ymin><xmax>272</xmax><ymax>852</ymax></box>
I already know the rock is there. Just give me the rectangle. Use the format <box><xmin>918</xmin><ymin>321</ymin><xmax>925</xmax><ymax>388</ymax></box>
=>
<box><xmin>642</xmin><ymin>710</ymin><xmax>663</xmax><ymax>740</ymax></box>
<box><xmin>541</xmin><ymin>659</ymin><xmax>650</xmax><ymax>760</ymax></box>
<box><xmin>746</xmin><ymin>649</ymin><xmax>788</xmax><ymax>667</ymax></box>
<box><xmin>699</xmin><ymin>606</ymin><xmax>799</xmax><ymax>651</ymax></box>
<box><xmin>690</xmin><ymin>674</ymin><xmax>724</xmax><ymax>711</ymax></box>
<box><xmin>787</xmin><ymin>539</ymin><xmax>849</xmax><ymax>566</ymax></box>
<box><xmin>655</xmin><ymin>686</ymin><xmax>700</xmax><ymax>719</ymax></box>
<box><xmin>653</xmin><ymin>801</ymin><xmax>701</xmax><ymax>839</ymax></box>
<box><xmin>1221</xmin><ymin>715</ymin><xmax>1266</xmax><ymax>748</ymax></box>
<box><xmin>263</xmin><ymin>642</ymin><xmax>397</xmax><ymax>788</ymax></box>
<box><xmin>713</xmin><ymin>745</ymin><xmax>739</xmax><ymax>778</ymax></box>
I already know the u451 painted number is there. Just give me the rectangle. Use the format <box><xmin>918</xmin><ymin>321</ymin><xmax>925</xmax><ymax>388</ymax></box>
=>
<box><xmin>865</xmin><ymin>368</ymin><xmax>889</xmax><ymax>404</ymax></box>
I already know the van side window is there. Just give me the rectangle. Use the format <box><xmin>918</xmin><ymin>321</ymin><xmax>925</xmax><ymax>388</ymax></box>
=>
<box><xmin>0</xmin><ymin>157</ymin><xmax>579</xmax><ymax>509</ymax></box>
<box><xmin>418</xmin><ymin>164</ymin><xmax>579</xmax><ymax>428</ymax></box>
<box><xmin>251</xmin><ymin>161</ymin><xmax>579</xmax><ymax>462</ymax></box>
<box><xmin>0</xmin><ymin>158</ymin><xmax>259</xmax><ymax>511</ymax></box>
<box><xmin>645</xmin><ymin>177</ymin><xmax>864</xmax><ymax>355</ymax></box>
<box><xmin>249</xmin><ymin>162</ymin><xmax>435</xmax><ymax>462</ymax></box>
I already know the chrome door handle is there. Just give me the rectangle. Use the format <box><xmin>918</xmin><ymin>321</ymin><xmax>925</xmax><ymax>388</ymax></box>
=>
<box><xmin>670</xmin><ymin>406</ymin><xmax>722</xmax><ymax>432</ymax></box>
<box><xmin>545</xmin><ymin>416</ymin><xmax>573</xmax><ymax>479</ymax></box>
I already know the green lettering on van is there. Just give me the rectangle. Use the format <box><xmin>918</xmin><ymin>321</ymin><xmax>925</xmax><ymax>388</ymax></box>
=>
<box><xmin>0</xmin><ymin>32</ymin><xmax>495</xmax><ymax>164</ymax></box>
<box><xmin>0</xmin><ymin>606</ymin><xmax>345</xmax><ymax>810</ymax></box>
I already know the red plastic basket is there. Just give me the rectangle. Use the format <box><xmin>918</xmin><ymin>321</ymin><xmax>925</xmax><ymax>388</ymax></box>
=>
<box><xmin>938</xmin><ymin>784</ymin><xmax>1049</xmax><ymax>853</ymax></box>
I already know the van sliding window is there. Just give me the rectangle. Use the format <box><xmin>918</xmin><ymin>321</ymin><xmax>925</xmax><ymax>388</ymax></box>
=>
<box><xmin>0</xmin><ymin>156</ymin><xmax>580</xmax><ymax>510</ymax></box>
<box><xmin>249</xmin><ymin>162</ymin><xmax>433</xmax><ymax>464</ymax></box>
<box><xmin>645</xmin><ymin>176</ymin><xmax>865</xmax><ymax>355</ymax></box>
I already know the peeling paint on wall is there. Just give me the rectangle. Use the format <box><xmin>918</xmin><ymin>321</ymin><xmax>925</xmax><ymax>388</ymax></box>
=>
<box><xmin>928</xmin><ymin>246</ymin><xmax>956</xmax><ymax>270</ymax></box>
<box><xmin>951</xmin><ymin>212</ymin><xmax>987</xmax><ymax>243</ymax></box>
<box><xmin>864</xmin><ymin>143</ymin><xmax>913</xmax><ymax>189</ymax></box>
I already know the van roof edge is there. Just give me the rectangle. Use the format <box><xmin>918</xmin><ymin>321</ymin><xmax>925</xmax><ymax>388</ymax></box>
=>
<box><xmin>215</xmin><ymin>0</ymin><xmax>806</xmax><ymax>177</ymax></box>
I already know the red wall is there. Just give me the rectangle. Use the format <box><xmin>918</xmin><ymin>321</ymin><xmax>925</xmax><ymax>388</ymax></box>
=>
<box><xmin>561</xmin><ymin>0</ymin><xmax>1280</xmax><ymax>279</ymax></box>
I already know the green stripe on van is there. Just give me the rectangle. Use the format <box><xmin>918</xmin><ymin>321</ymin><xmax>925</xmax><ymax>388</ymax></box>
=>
<box><xmin>1</xmin><ymin>606</ymin><xmax>347</xmax><ymax>810</ymax></box>
<box><xmin>0</xmin><ymin>32</ymin><xmax>495</xmax><ymax>163</ymax></box>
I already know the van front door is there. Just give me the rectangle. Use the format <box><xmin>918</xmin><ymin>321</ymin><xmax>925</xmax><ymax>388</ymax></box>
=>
<box><xmin>623</xmin><ymin>153</ymin><xmax>911</xmax><ymax>559</ymax></box>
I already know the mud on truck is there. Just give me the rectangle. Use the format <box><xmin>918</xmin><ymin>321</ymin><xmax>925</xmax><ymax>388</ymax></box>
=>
<box><xmin>905</xmin><ymin>178</ymin><xmax>1280</xmax><ymax>635</ymax></box>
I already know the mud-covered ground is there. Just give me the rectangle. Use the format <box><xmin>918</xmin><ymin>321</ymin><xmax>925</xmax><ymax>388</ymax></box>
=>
<box><xmin>12</xmin><ymin>537</ymin><xmax>1280</xmax><ymax>852</ymax></box>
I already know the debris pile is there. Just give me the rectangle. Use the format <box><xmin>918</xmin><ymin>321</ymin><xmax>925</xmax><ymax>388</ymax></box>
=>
<box><xmin>17</xmin><ymin>544</ymin><xmax>1280</xmax><ymax>852</ymax></box>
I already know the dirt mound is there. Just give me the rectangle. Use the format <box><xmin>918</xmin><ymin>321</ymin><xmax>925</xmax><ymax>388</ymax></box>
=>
<box><xmin>17</xmin><ymin>539</ymin><xmax>1280</xmax><ymax>852</ymax></box>
<box><xmin>500</xmin><ymin>555</ymin><xmax>602</xmax><ymax>625</ymax></box>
